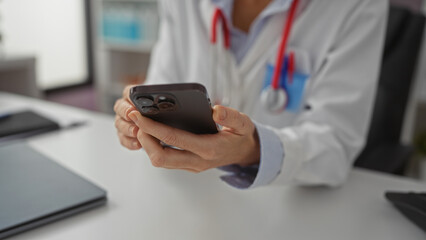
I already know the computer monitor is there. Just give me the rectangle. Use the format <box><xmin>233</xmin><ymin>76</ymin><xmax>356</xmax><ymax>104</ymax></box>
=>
<box><xmin>1</xmin><ymin>0</ymin><xmax>93</xmax><ymax>90</ymax></box>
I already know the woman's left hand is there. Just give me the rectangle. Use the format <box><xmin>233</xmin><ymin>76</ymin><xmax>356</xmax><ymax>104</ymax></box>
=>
<box><xmin>128</xmin><ymin>105</ymin><xmax>260</xmax><ymax>172</ymax></box>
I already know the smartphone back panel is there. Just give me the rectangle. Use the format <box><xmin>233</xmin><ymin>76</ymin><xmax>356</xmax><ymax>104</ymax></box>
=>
<box><xmin>130</xmin><ymin>83</ymin><xmax>218</xmax><ymax>134</ymax></box>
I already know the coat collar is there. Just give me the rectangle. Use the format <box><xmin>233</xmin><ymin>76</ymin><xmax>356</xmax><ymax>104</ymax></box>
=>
<box><xmin>199</xmin><ymin>0</ymin><xmax>289</xmax><ymax>72</ymax></box>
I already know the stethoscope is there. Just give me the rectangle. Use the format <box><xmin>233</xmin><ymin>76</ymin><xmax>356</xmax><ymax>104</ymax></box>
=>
<box><xmin>210</xmin><ymin>0</ymin><xmax>300</xmax><ymax>114</ymax></box>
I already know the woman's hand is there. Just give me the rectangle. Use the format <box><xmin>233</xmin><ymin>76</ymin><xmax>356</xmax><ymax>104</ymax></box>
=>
<box><xmin>113</xmin><ymin>85</ymin><xmax>142</xmax><ymax>150</ymax></box>
<box><xmin>128</xmin><ymin>105</ymin><xmax>260</xmax><ymax>172</ymax></box>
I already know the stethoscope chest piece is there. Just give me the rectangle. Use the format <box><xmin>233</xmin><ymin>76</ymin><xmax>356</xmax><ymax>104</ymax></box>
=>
<box><xmin>261</xmin><ymin>86</ymin><xmax>288</xmax><ymax>114</ymax></box>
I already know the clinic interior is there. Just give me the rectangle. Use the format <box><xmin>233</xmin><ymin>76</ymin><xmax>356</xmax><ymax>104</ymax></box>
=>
<box><xmin>1</xmin><ymin>0</ymin><xmax>426</xmax><ymax>177</ymax></box>
<box><xmin>1</xmin><ymin>2</ymin><xmax>426</xmax><ymax>190</ymax></box>
<box><xmin>1</xmin><ymin>1</ymin><xmax>426</xmax><ymax>170</ymax></box>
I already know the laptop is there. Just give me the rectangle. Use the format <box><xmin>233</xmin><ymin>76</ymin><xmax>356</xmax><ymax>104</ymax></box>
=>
<box><xmin>0</xmin><ymin>110</ymin><xmax>60</xmax><ymax>142</ymax></box>
<box><xmin>0</xmin><ymin>142</ymin><xmax>107</xmax><ymax>239</ymax></box>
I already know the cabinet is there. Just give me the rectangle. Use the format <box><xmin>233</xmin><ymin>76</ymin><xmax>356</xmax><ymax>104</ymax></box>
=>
<box><xmin>0</xmin><ymin>56</ymin><xmax>40</xmax><ymax>98</ymax></box>
<box><xmin>92</xmin><ymin>0</ymin><xmax>158</xmax><ymax>113</ymax></box>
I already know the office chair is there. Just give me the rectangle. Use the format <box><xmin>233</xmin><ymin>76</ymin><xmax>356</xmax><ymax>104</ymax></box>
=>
<box><xmin>354</xmin><ymin>5</ymin><xmax>426</xmax><ymax>175</ymax></box>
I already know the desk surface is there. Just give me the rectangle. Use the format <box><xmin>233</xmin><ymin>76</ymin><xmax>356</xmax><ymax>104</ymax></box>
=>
<box><xmin>2</xmin><ymin>93</ymin><xmax>425</xmax><ymax>240</ymax></box>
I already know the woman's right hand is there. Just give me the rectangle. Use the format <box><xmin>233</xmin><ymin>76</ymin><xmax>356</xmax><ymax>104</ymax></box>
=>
<box><xmin>113</xmin><ymin>85</ymin><xmax>142</xmax><ymax>150</ymax></box>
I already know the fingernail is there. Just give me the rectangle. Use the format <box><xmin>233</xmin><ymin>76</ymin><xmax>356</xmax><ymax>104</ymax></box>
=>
<box><xmin>219</xmin><ymin>107</ymin><xmax>227</xmax><ymax>120</ymax></box>
<box><xmin>132</xmin><ymin>141</ymin><xmax>139</xmax><ymax>147</ymax></box>
<box><xmin>125</xmin><ymin>108</ymin><xmax>132</xmax><ymax>118</ymax></box>
<box><xmin>129</xmin><ymin>111</ymin><xmax>138</xmax><ymax>122</ymax></box>
<box><xmin>129</xmin><ymin>126</ymin><xmax>136</xmax><ymax>135</ymax></box>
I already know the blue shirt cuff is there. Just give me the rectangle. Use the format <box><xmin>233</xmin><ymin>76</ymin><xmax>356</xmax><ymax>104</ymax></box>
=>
<box><xmin>219</xmin><ymin>122</ymin><xmax>284</xmax><ymax>189</ymax></box>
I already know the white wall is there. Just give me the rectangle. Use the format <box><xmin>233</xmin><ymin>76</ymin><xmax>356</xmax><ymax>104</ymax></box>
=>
<box><xmin>1</xmin><ymin>0</ymin><xmax>88</xmax><ymax>89</ymax></box>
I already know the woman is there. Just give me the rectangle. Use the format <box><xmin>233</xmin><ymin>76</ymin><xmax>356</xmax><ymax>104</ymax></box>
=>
<box><xmin>114</xmin><ymin>0</ymin><xmax>388</xmax><ymax>189</ymax></box>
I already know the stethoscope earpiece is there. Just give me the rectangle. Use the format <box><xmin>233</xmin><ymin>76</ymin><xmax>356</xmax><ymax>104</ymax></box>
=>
<box><xmin>261</xmin><ymin>86</ymin><xmax>288</xmax><ymax>114</ymax></box>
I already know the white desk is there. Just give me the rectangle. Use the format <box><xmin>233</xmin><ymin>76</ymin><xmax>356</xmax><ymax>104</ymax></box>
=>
<box><xmin>2</xmin><ymin>93</ymin><xmax>425</xmax><ymax>240</ymax></box>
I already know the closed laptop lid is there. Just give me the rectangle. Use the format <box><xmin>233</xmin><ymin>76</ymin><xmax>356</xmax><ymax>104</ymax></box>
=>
<box><xmin>0</xmin><ymin>111</ymin><xmax>60</xmax><ymax>139</ymax></box>
<box><xmin>0</xmin><ymin>142</ymin><xmax>106</xmax><ymax>236</ymax></box>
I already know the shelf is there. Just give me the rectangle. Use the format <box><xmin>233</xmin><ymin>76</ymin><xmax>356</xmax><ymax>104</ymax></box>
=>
<box><xmin>102</xmin><ymin>41</ymin><xmax>155</xmax><ymax>53</ymax></box>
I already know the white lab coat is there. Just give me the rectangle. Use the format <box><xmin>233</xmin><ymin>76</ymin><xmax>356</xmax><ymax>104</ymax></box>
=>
<box><xmin>145</xmin><ymin>0</ymin><xmax>388</xmax><ymax>186</ymax></box>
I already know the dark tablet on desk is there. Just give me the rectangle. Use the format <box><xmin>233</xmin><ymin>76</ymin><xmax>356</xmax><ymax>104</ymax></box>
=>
<box><xmin>0</xmin><ymin>142</ymin><xmax>107</xmax><ymax>239</ymax></box>
<box><xmin>0</xmin><ymin>110</ymin><xmax>60</xmax><ymax>141</ymax></box>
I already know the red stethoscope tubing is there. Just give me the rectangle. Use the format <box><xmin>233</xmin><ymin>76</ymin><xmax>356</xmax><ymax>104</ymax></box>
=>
<box><xmin>211</xmin><ymin>8</ymin><xmax>231</xmax><ymax>49</ymax></box>
<box><xmin>210</xmin><ymin>0</ymin><xmax>300</xmax><ymax>104</ymax></box>
<box><xmin>271</xmin><ymin>0</ymin><xmax>300</xmax><ymax>89</ymax></box>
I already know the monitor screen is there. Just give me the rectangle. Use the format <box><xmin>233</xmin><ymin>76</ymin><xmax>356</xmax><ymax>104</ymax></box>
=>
<box><xmin>1</xmin><ymin>0</ymin><xmax>90</xmax><ymax>89</ymax></box>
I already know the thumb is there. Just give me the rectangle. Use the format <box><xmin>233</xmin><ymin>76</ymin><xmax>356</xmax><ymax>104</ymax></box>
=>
<box><xmin>213</xmin><ymin>105</ymin><xmax>253</xmax><ymax>135</ymax></box>
<box><xmin>128</xmin><ymin>110</ymin><xmax>143</xmax><ymax>128</ymax></box>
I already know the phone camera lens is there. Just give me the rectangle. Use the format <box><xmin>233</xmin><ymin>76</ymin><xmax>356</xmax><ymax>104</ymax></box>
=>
<box><xmin>158</xmin><ymin>102</ymin><xmax>175</xmax><ymax>111</ymax></box>
<box><xmin>141</xmin><ymin>106</ymin><xmax>159</xmax><ymax>115</ymax></box>
<box><xmin>136</xmin><ymin>97</ymin><xmax>154</xmax><ymax>107</ymax></box>
<box><xmin>157</xmin><ymin>98</ymin><xmax>175</xmax><ymax>111</ymax></box>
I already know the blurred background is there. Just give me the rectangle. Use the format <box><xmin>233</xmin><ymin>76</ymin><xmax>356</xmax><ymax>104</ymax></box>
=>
<box><xmin>0</xmin><ymin>0</ymin><xmax>426</xmax><ymax>180</ymax></box>
<box><xmin>0</xmin><ymin>0</ymin><xmax>157</xmax><ymax>112</ymax></box>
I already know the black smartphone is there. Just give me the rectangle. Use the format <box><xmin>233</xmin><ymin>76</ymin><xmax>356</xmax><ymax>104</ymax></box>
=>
<box><xmin>130</xmin><ymin>83</ymin><xmax>218</xmax><ymax>134</ymax></box>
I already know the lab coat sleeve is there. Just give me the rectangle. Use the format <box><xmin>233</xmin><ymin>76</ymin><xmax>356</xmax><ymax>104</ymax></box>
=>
<box><xmin>270</xmin><ymin>0</ymin><xmax>388</xmax><ymax>186</ymax></box>
<box><xmin>219</xmin><ymin>122</ymin><xmax>284</xmax><ymax>189</ymax></box>
<box><xmin>145</xmin><ymin>0</ymin><xmax>182</xmax><ymax>85</ymax></box>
